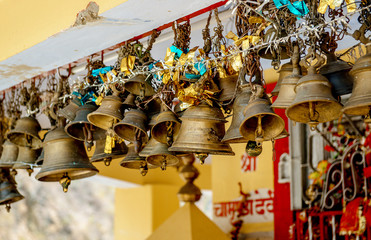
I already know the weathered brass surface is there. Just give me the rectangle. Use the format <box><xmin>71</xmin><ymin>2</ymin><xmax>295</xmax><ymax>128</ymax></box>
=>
<box><xmin>0</xmin><ymin>140</ymin><xmax>18</xmax><ymax>168</ymax></box>
<box><xmin>217</xmin><ymin>73</ymin><xmax>238</xmax><ymax>102</ymax></box>
<box><xmin>151</xmin><ymin>110</ymin><xmax>181</xmax><ymax>145</ymax></box>
<box><xmin>272</xmin><ymin>48</ymin><xmax>302</xmax><ymax>109</ymax></box>
<box><xmin>58</xmin><ymin>98</ymin><xmax>81</xmax><ymax>121</ymax></box>
<box><xmin>222</xmin><ymin>84</ymin><xmax>252</xmax><ymax>143</ymax></box>
<box><xmin>240</xmin><ymin>94</ymin><xmax>285</xmax><ymax>143</ymax></box>
<box><xmin>0</xmin><ymin>168</ymin><xmax>24</xmax><ymax>211</ymax></box>
<box><xmin>271</xmin><ymin>62</ymin><xmax>293</xmax><ymax>96</ymax></box>
<box><xmin>13</xmin><ymin>146</ymin><xmax>40</xmax><ymax>172</ymax></box>
<box><xmin>122</xmin><ymin>93</ymin><xmax>136</xmax><ymax>109</ymax></box>
<box><xmin>87</xmin><ymin>95</ymin><xmax>123</xmax><ymax>130</ymax></box>
<box><xmin>342</xmin><ymin>47</ymin><xmax>371</xmax><ymax>116</ymax></box>
<box><xmin>139</xmin><ymin>136</ymin><xmax>158</xmax><ymax>157</ymax></box>
<box><xmin>36</xmin><ymin>127</ymin><xmax>98</xmax><ymax>182</ymax></box>
<box><xmin>113</xmin><ymin>109</ymin><xmax>148</xmax><ymax>143</ymax></box>
<box><xmin>319</xmin><ymin>53</ymin><xmax>353</xmax><ymax>97</ymax></box>
<box><xmin>124</xmin><ymin>74</ymin><xmax>155</xmax><ymax>97</ymax></box>
<box><xmin>91</xmin><ymin>129</ymin><xmax>128</xmax><ymax>165</ymax></box>
<box><xmin>169</xmin><ymin>102</ymin><xmax>234</xmax><ymax>156</ymax></box>
<box><xmin>146</xmin><ymin>142</ymin><xmax>179</xmax><ymax>170</ymax></box>
<box><xmin>286</xmin><ymin>65</ymin><xmax>342</xmax><ymax>128</ymax></box>
<box><xmin>7</xmin><ymin>117</ymin><xmax>42</xmax><ymax>149</ymax></box>
<box><xmin>120</xmin><ymin>145</ymin><xmax>154</xmax><ymax>175</ymax></box>
<box><xmin>65</xmin><ymin>103</ymin><xmax>97</xmax><ymax>141</ymax></box>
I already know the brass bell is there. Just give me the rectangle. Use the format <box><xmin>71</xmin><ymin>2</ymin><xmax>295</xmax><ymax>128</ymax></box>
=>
<box><xmin>286</xmin><ymin>55</ymin><xmax>343</xmax><ymax>129</ymax></box>
<box><xmin>113</xmin><ymin>109</ymin><xmax>148</xmax><ymax>151</ymax></box>
<box><xmin>139</xmin><ymin>136</ymin><xmax>158</xmax><ymax>157</ymax></box>
<box><xmin>120</xmin><ymin>144</ymin><xmax>152</xmax><ymax>176</ymax></box>
<box><xmin>124</xmin><ymin>74</ymin><xmax>155</xmax><ymax>98</ymax></box>
<box><xmin>0</xmin><ymin>168</ymin><xmax>24</xmax><ymax>212</ymax></box>
<box><xmin>58</xmin><ymin>98</ymin><xmax>82</xmax><ymax>121</ymax></box>
<box><xmin>272</xmin><ymin>46</ymin><xmax>302</xmax><ymax>109</ymax></box>
<box><xmin>123</xmin><ymin>93</ymin><xmax>136</xmax><ymax>109</ymax></box>
<box><xmin>169</xmin><ymin>102</ymin><xmax>234</xmax><ymax>157</ymax></box>
<box><xmin>65</xmin><ymin>103</ymin><xmax>98</xmax><ymax>147</ymax></box>
<box><xmin>7</xmin><ymin>117</ymin><xmax>42</xmax><ymax>149</ymax></box>
<box><xmin>0</xmin><ymin>140</ymin><xmax>18</xmax><ymax>168</ymax></box>
<box><xmin>342</xmin><ymin>46</ymin><xmax>371</xmax><ymax>116</ymax></box>
<box><xmin>216</xmin><ymin>73</ymin><xmax>239</xmax><ymax>102</ymax></box>
<box><xmin>240</xmin><ymin>85</ymin><xmax>285</xmax><ymax>144</ymax></box>
<box><xmin>147</xmin><ymin>142</ymin><xmax>179</xmax><ymax>171</ymax></box>
<box><xmin>222</xmin><ymin>84</ymin><xmax>252</xmax><ymax>143</ymax></box>
<box><xmin>13</xmin><ymin>146</ymin><xmax>41</xmax><ymax>176</ymax></box>
<box><xmin>90</xmin><ymin>129</ymin><xmax>128</xmax><ymax>166</ymax></box>
<box><xmin>319</xmin><ymin>53</ymin><xmax>353</xmax><ymax>97</ymax></box>
<box><xmin>151</xmin><ymin>106</ymin><xmax>181</xmax><ymax>145</ymax></box>
<box><xmin>271</xmin><ymin>62</ymin><xmax>293</xmax><ymax>96</ymax></box>
<box><xmin>35</xmin><ymin>127</ymin><xmax>98</xmax><ymax>192</ymax></box>
<box><xmin>87</xmin><ymin>94</ymin><xmax>123</xmax><ymax>130</ymax></box>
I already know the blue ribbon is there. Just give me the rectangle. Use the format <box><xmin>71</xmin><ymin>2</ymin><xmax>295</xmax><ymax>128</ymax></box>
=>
<box><xmin>170</xmin><ymin>45</ymin><xmax>184</xmax><ymax>59</ymax></box>
<box><xmin>92</xmin><ymin>66</ymin><xmax>113</xmax><ymax>77</ymax></box>
<box><xmin>273</xmin><ymin>0</ymin><xmax>309</xmax><ymax>18</ymax></box>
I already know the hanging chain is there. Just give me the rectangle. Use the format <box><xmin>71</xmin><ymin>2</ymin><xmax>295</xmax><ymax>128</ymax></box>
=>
<box><xmin>212</xmin><ymin>9</ymin><xmax>227</xmax><ymax>56</ymax></box>
<box><xmin>202</xmin><ymin>11</ymin><xmax>213</xmax><ymax>55</ymax></box>
<box><xmin>172</xmin><ymin>20</ymin><xmax>191</xmax><ymax>53</ymax></box>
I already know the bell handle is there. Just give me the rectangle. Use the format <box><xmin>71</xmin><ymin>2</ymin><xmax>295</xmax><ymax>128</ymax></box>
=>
<box><xmin>300</xmin><ymin>50</ymin><xmax>325</xmax><ymax>74</ymax></box>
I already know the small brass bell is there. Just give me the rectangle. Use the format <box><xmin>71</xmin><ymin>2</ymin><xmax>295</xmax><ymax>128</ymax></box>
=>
<box><xmin>35</xmin><ymin>127</ymin><xmax>98</xmax><ymax>192</ymax></box>
<box><xmin>122</xmin><ymin>93</ymin><xmax>136</xmax><ymax>109</ymax></box>
<box><xmin>90</xmin><ymin>129</ymin><xmax>128</xmax><ymax>166</ymax></box>
<box><xmin>124</xmin><ymin>74</ymin><xmax>155</xmax><ymax>98</ymax></box>
<box><xmin>151</xmin><ymin>106</ymin><xmax>181</xmax><ymax>145</ymax></box>
<box><xmin>271</xmin><ymin>62</ymin><xmax>293</xmax><ymax>96</ymax></box>
<box><xmin>113</xmin><ymin>109</ymin><xmax>148</xmax><ymax>150</ymax></box>
<box><xmin>13</xmin><ymin>146</ymin><xmax>41</xmax><ymax>176</ymax></box>
<box><xmin>222</xmin><ymin>84</ymin><xmax>252</xmax><ymax>143</ymax></box>
<box><xmin>147</xmin><ymin>142</ymin><xmax>179</xmax><ymax>171</ymax></box>
<box><xmin>7</xmin><ymin>117</ymin><xmax>42</xmax><ymax>149</ymax></box>
<box><xmin>65</xmin><ymin>103</ymin><xmax>98</xmax><ymax>147</ymax></box>
<box><xmin>58</xmin><ymin>98</ymin><xmax>82</xmax><ymax>121</ymax></box>
<box><xmin>319</xmin><ymin>53</ymin><xmax>353</xmax><ymax>97</ymax></box>
<box><xmin>286</xmin><ymin>54</ymin><xmax>343</xmax><ymax>129</ymax></box>
<box><xmin>120</xmin><ymin>145</ymin><xmax>153</xmax><ymax>176</ymax></box>
<box><xmin>272</xmin><ymin>46</ymin><xmax>302</xmax><ymax>109</ymax></box>
<box><xmin>139</xmin><ymin>136</ymin><xmax>159</xmax><ymax>157</ymax></box>
<box><xmin>169</xmin><ymin>102</ymin><xmax>234</xmax><ymax>157</ymax></box>
<box><xmin>0</xmin><ymin>140</ymin><xmax>18</xmax><ymax>168</ymax></box>
<box><xmin>87</xmin><ymin>94</ymin><xmax>123</xmax><ymax>130</ymax></box>
<box><xmin>216</xmin><ymin>73</ymin><xmax>239</xmax><ymax>102</ymax></box>
<box><xmin>245</xmin><ymin>141</ymin><xmax>262</xmax><ymax>157</ymax></box>
<box><xmin>0</xmin><ymin>168</ymin><xmax>24</xmax><ymax>212</ymax></box>
<box><xmin>342</xmin><ymin>45</ymin><xmax>371</xmax><ymax>116</ymax></box>
<box><xmin>240</xmin><ymin>85</ymin><xmax>285</xmax><ymax>144</ymax></box>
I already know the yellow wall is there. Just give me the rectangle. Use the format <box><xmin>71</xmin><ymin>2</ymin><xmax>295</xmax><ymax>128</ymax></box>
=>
<box><xmin>0</xmin><ymin>0</ymin><xmax>128</xmax><ymax>61</ymax></box>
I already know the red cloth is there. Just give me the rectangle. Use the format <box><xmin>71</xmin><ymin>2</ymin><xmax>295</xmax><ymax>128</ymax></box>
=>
<box><xmin>339</xmin><ymin>198</ymin><xmax>363</xmax><ymax>235</ymax></box>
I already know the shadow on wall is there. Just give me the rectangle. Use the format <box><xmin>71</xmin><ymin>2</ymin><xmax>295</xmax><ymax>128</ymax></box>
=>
<box><xmin>0</xmin><ymin>170</ymin><xmax>114</xmax><ymax>240</ymax></box>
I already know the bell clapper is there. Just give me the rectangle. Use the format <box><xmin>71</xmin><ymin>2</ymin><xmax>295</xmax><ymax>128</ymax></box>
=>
<box><xmin>5</xmin><ymin>204</ymin><xmax>11</xmax><ymax>212</ymax></box>
<box><xmin>166</xmin><ymin>121</ymin><xmax>174</xmax><ymax>146</ymax></box>
<box><xmin>161</xmin><ymin>157</ymin><xmax>167</xmax><ymax>171</ymax></box>
<box><xmin>195</xmin><ymin>153</ymin><xmax>208</xmax><ymax>165</ymax></box>
<box><xmin>140</xmin><ymin>163</ymin><xmax>148</xmax><ymax>176</ymax></box>
<box><xmin>246</xmin><ymin>141</ymin><xmax>263</xmax><ymax>157</ymax></box>
<box><xmin>59</xmin><ymin>173</ymin><xmax>72</xmax><ymax>193</ymax></box>
<box><xmin>26</xmin><ymin>168</ymin><xmax>33</xmax><ymax>177</ymax></box>
<box><xmin>308</xmin><ymin>102</ymin><xmax>319</xmax><ymax>131</ymax></box>
<box><xmin>103</xmin><ymin>157</ymin><xmax>112</xmax><ymax>166</ymax></box>
<box><xmin>255</xmin><ymin>115</ymin><xmax>265</xmax><ymax>145</ymax></box>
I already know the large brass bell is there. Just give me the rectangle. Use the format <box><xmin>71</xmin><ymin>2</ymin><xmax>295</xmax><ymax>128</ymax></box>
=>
<box><xmin>90</xmin><ymin>129</ymin><xmax>128</xmax><ymax>166</ymax></box>
<box><xmin>124</xmin><ymin>74</ymin><xmax>155</xmax><ymax>98</ymax></box>
<box><xmin>65</xmin><ymin>103</ymin><xmax>98</xmax><ymax>148</ymax></box>
<box><xmin>216</xmin><ymin>73</ymin><xmax>239</xmax><ymax>102</ymax></box>
<box><xmin>113</xmin><ymin>109</ymin><xmax>148</xmax><ymax>151</ymax></box>
<box><xmin>13</xmin><ymin>146</ymin><xmax>41</xmax><ymax>176</ymax></box>
<box><xmin>151</xmin><ymin>106</ymin><xmax>181</xmax><ymax>145</ymax></box>
<box><xmin>271</xmin><ymin>62</ymin><xmax>293</xmax><ymax>96</ymax></box>
<box><xmin>7</xmin><ymin>117</ymin><xmax>42</xmax><ymax>149</ymax></box>
<box><xmin>342</xmin><ymin>45</ymin><xmax>371</xmax><ymax>116</ymax></box>
<box><xmin>147</xmin><ymin>142</ymin><xmax>179</xmax><ymax>171</ymax></box>
<box><xmin>222</xmin><ymin>84</ymin><xmax>252</xmax><ymax>143</ymax></box>
<box><xmin>272</xmin><ymin>46</ymin><xmax>302</xmax><ymax>109</ymax></box>
<box><xmin>58</xmin><ymin>98</ymin><xmax>82</xmax><ymax>121</ymax></box>
<box><xmin>120</xmin><ymin>144</ymin><xmax>152</xmax><ymax>176</ymax></box>
<box><xmin>286</xmin><ymin>54</ymin><xmax>342</xmax><ymax>129</ymax></box>
<box><xmin>240</xmin><ymin>85</ymin><xmax>285</xmax><ymax>144</ymax></box>
<box><xmin>319</xmin><ymin>53</ymin><xmax>353</xmax><ymax>97</ymax></box>
<box><xmin>0</xmin><ymin>140</ymin><xmax>18</xmax><ymax>168</ymax></box>
<box><xmin>169</xmin><ymin>102</ymin><xmax>234</xmax><ymax>161</ymax></box>
<box><xmin>35</xmin><ymin>127</ymin><xmax>98</xmax><ymax>192</ymax></box>
<box><xmin>87</xmin><ymin>94</ymin><xmax>123</xmax><ymax>130</ymax></box>
<box><xmin>0</xmin><ymin>168</ymin><xmax>24</xmax><ymax>212</ymax></box>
